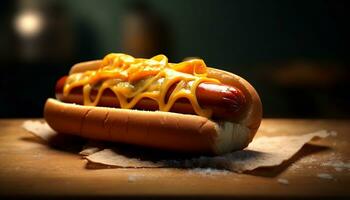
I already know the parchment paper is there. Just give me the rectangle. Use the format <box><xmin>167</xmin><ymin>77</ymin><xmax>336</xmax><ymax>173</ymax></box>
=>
<box><xmin>23</xmin><ymin>120</ymin><xmax>329</xmax><ymax>172</ymax></box>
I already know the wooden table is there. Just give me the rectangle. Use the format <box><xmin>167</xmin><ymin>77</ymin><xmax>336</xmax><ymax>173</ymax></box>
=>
<box><xmin>0</xmin><ymin>119</ymin><xmax>349</xmax><ymax>199</ymax></box>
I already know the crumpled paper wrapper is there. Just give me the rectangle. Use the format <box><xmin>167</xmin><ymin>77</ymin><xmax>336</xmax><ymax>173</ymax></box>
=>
<box><xmin>23</xmin><ymin>120</ymin><xmax>329</xmax><ymax>172</ymax></box>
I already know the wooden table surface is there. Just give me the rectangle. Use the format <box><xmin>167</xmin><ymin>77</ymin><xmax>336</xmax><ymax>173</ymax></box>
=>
<box><xmin>0</xmin><ymin>119</ymin><xmax>349</xmax><ymax>199</ymax></box>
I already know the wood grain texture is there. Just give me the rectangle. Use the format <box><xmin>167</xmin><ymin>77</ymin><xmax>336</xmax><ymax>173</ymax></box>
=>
<box><xmin>0</xmin><ymin>119</ymin><xmax>349</xmax><ymax>199</ymax></box>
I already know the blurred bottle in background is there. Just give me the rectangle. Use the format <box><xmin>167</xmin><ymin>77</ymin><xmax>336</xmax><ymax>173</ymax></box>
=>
<box><xmin>8</xmin><ymin>0</ymin><xmax>75</xmax><ymax>63</ymax></box>
<box><xmin>121</xmin><ymin>1</ymin><xmax>172</xmax><ymax>58</ymax></box>
<box><xmin>0</xmin><ymin>0</ymin><xmax>95</xmax><ymax>117</ymax></box>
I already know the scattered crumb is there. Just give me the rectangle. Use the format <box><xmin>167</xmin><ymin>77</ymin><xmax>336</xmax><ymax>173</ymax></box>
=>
<box><xmin>335</xmin><ymin>168</ymin><xmax>343</xmax><ymax>172</ymax></box>
<box><xmin>317</xmin><ymin>173</ymin><xmax>333</xmax><ymax>180</ymax></box>
<box><xmin>188</xmin><ymin>168</ymin><xmax>230</xmax><ymax>176</ymax></box>
<box><xmin>277</xmin><ymin>178</ymin><xmax>289</xmax><ymax>185</ymax></box>
<box><xmin>329</xmin><ymin>131</ymin><xmax>338</xmax><ymax>137</ymax></box>
<box><xmin>289</xmin><ymin>162</ymin><xmax>302</xmax><ymax>170</ymax></box>
<box><xmin>160</xmin><ymin>168</ymin><xmax>170</xmax><ymax>172</ymax></box>
<box><xmin>128</xmin><ymin>176</ymin><xmax>137</xmax><ymax>182</ymax></box>
<box><xmin>127</xmin><ymin>174</ymin><xmax>143</xmax><ymax>182</ymax></box>
<box><xmin>33</xmin><ymin>153</ymin><xmax>42</xmax><ymax>160</ymax></box>
<box><xmin>321</xmin><ymin>161</ymin><xmax>350</xmax><ymax>171</ymax></box>
<box><xmin>300</xmin><ymin>157</ymin><xmax>317</xmax><ymax>164</ymax></box>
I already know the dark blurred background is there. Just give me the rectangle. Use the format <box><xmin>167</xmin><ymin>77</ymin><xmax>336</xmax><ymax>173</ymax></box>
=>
<box><xmin>0</xmin><ymin>0</ymin><xmax>349</xmax><ymax>118</ymax></box>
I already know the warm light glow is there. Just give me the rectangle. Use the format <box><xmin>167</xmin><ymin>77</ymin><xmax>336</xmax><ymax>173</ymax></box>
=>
<box><xmin>15</xmin><ymin>11</ymin><xmax>43</xmax><ymax>37</ymax></box>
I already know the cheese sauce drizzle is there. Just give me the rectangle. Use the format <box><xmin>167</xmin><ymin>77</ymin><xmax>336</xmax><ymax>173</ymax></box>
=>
<box><xmin>63</xmin><ymin>53</ymin><xmax>221</xmax><ymax>118</ymax></box>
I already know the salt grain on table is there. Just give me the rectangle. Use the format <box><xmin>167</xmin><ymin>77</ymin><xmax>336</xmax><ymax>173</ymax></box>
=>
<box><xmin>329</xmin><ymin>131</ymin><xmax>338</xmax><ymax>137</ymax></box>
<box><xmin>277</xmin><ymin>178</ymin><xmax>289</xmax><ymax>185</ymax></box>
<box><xmin>317</xmin><ymin>173</ymin><xmax>333</xmax><ymax>180</ymax></box>
<box><xmin>128</xmin><ymin>175</ymin><xmax>143</xmax><ymax>182</ymax></box>
<box><xmin>321</xmin><ymin>161</ymin><xmax>350</xmax><ymax>171</ymax></box>
<box><xmin>335</xmin><ymin>168</ymin><xmax>343</xmax><ymax>172</ymax></box>
<box><xmin>188</xmin><ymin>168</ymin><xmax>230</xmax><ymax>176</ymax></box>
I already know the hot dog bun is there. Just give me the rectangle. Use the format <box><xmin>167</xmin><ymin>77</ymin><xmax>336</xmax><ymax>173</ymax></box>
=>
<box><xmin>44</xmin><ymin>60</ymin><xmax>262</xmax><ymax>155</ymax></box>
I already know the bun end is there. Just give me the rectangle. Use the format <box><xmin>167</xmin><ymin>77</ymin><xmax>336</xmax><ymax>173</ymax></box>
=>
<box><xmin>208</xmin><ymin>68</ymin><xmax>263</xmax><ymax>154</ymax></box>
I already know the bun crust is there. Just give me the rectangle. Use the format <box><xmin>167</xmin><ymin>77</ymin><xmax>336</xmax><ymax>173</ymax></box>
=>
<box><xmin>44</xmin><ymin>60</ymin><xmax>262</xmax><ymax>154</ymax></box>
<box><xmin>45</xmin><ymin>98</ymin><xmax>217</xmax><ymax>153</ymax></box>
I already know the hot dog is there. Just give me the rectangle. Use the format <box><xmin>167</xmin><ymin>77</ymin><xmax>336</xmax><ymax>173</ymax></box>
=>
<box><xmin>55</xmin><ymin>76</ymin><xmax>247</xmax><ymax>120</ymax></box>
<box><xmin>44</xmin><ymin>53</ymin><xmax>262</xmax><ymax>155</ymax></box>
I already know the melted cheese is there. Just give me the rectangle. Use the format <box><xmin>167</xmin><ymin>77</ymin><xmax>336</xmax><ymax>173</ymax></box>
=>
<box><xmin>63</xmin><ymin>53</ymin><xmax>220</xmax><ymax>118</ymax></box>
